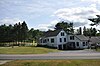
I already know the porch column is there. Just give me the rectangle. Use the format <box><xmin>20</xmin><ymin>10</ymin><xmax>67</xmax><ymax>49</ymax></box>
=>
<box><xmin>62</xmin><ymin>44</ymin><xmax>63</xmax><ymax>50</ymax></box>
<box><xmin>57</xmin><ymin>45</ymin><xmax>59</xmax><ymax>49</ymax></box>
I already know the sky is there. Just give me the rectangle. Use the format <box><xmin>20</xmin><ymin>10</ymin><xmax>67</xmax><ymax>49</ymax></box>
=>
<box><xmin>0</xmin><ymin>0</ymin><xmax>100</xmax><ymax>31</ymax></box>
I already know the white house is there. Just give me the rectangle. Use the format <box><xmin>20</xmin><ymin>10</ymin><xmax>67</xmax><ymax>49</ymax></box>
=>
<box><xmin>38</xmin><ymin>29</ymin><xmax>89</xmax><ymax>50</ymax></box>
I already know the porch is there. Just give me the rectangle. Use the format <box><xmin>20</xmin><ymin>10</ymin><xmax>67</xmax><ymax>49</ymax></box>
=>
<box><xmin>58</xmin><ymin>42</ymin><xmax>80</xmax><ymax>50</ymax></box>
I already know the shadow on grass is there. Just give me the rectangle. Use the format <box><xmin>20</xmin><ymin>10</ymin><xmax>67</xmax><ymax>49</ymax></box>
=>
<box><xmin>36</xmin><ymin>45</ymin><xmax>84</xmax><ymax>51</ymax></box>
<box><xmin>36</xmin><ymin>45</ymin><xmax>57</xmax><ymax>49</ymax></box>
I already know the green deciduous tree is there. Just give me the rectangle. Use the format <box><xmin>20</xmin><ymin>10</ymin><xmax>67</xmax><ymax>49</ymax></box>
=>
<box><xmin>55</xmin><ymin>21</ymin><xmax>74</xmax><ymax>33</ymax></box>
<box><xmin>83</xmin><ymin>26</ymin><xmax>97</xmax><ymax>36</ymax></box>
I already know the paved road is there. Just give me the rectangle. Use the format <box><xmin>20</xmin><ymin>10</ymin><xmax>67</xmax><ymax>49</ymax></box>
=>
<box><xmin>0</xmin><ymin>49</ymin><xmax>100</xmax><ymax>60</ymax></box>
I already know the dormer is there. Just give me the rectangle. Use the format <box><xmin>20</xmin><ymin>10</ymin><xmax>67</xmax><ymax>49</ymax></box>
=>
<box><xmin>61</xmin><ymin>32</ymin><xmax>65</xmax><ymax>36</ymax></box>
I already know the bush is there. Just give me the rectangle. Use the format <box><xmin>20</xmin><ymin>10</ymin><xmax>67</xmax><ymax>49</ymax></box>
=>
<box><xmin>0</xmin><ymin>43</ymin><xmax>5</xmax><ymax>47</ymax></box>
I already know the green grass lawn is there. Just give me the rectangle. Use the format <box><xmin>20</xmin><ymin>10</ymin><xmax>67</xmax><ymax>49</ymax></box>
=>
<box><xmin>92</xmin><ymin>48</ymin><xmax>100</xmax><ymax>52</ymax></box>
<box><xmin>97</xmin><ymin>48</ymin><xmax>100</xmax><ymax>52</ymax></box>
<box><xmin>0</xmin><ymin>60</ymin><xmax>100</xmax><ymax>66</ymax></box>
<box><xmin>0</xmin><ymin>47</ymin><xmax>59</xmax><ymax>54</ymax></box>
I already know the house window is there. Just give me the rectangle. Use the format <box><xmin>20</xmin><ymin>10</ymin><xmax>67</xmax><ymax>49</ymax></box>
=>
<box><xmin>47</xmin><ymin>39</ymin><xmax>49</xmax><ymax>42</ymax></box>
<box><xmin>40</xmin><ymin>39</ymin><xmax>42</xmax><ymax>43</ymax></box>
<box><xmin>86</xmin><ymin>42</ymin><xmax>88</xmax><ymax>46</ymax></box>
<box><xmin>64</xmin><ymin>38</ymin><xmax>66</xmax><ymax>42</ymax></box>
<box><xmin>83</xmin><ymin>42</ymin><xmax>85</xmax><ymax>46</ymax></box>
<box><xmin>51</xmin><ymin>38</ymin><xmax>54</xmax><ymax>43</ymax></box>
<box><xmin>76</xmin><ymin>42</ymin><xmax>79</xmax><ymax>46</ymax></box>
<box><xmin>70</xmin><ymin>36</ymin><xmax>74</xmax><ymax>40</ymax></box>
<box><xmin>60</xmin><ymin>38</ymin><xmax>62</xmax><ymax>42</ymax></box>
<box><xmin>43</xmin><ymin>39</ymin><xmax>46</xmax><ymax>43</ymax></box>
<box><xmin>61</xmin><ymin>32</ymin><xmax>64</xmax><ymax>36</ymax></box>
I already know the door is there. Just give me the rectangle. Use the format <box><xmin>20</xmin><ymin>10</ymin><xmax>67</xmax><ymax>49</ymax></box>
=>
<box><xmin>58</xmin><ymin>45</ymin><xmax>62</xmax><ymax>50</ymax></box>
<box><xmin>63</xmin><ymin>44</ymin><xmax>67</xmax><ymax>50</ymax></box>
<box><xmin>73</xmin><ymin>42</ymin><xmax>76</xmax><ymax>49</ymax></box>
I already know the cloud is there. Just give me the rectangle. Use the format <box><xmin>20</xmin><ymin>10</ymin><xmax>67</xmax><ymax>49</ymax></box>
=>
<box><xmin>81</xmin><ymin>0</ymin><xmax>100</xmax><ymax>3</ymax></box>
<box><xmin>54</xmin><ymin>4</ymin><xmax>100</xmax><ymax>27</ymax></box>
<box><xmin>74</xmin><ymin>22</ymin><xmax>86</xmax><ymax>27</ymax></box>
<box><xmin>35</xmin><ymin>20</ymin><xmax>59</xmax><ymax>31</ymax></box>
<box><xmin>0</xmin><ymin>18</ymin><xmax>22</xmax><ymax>25</ymax></box>
<box><xmin>35</xmin><ymin>3</ymin><xmax>100</xmax><ymax>31</ymax></box>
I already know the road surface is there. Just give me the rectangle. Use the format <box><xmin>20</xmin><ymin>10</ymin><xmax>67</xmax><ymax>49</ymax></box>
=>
<box><xmin>0</xmin><ymin>49</ymin><xmax>100</xmax><ymax>60</ymax></box>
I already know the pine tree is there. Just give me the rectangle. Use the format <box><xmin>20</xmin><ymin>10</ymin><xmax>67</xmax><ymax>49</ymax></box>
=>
<box><xmin>88</xmin><ymin>15</ymin><xmax>100</xmax><ymax>26</ymax></box>
<box><xmin>79</xmin><ymin>27</ymin><xmax>82</xmax><ymax>35</ymax></box>
<box><xmin>21</xmin><ymin>21</ymin><xmax>29</xmax><ymax>44</ymax></box>
<box><xmin>83</xmin><ymin>26</ymin><xmax>87</xmax><ymax>36</ymax></box>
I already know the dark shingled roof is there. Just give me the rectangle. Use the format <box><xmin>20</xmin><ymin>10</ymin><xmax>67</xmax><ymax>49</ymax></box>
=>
<box><xmin>41</xmin><ymin>29</ymin><xmax>89</xmax><ymax>41</ymax></box>
<box><xmin>43</xmin><ymin>29</ymin><xmax>62</xmax><ymax>37</ymax></box>
<box><xmin>75</xmin><ymin>35</ymin><xmax>89</xmax><ymax>41</ymax></box>
<box><xmin>89</xmin><ymin>37</ymin><xmax>100</xmax><ymax>44</ymax></box>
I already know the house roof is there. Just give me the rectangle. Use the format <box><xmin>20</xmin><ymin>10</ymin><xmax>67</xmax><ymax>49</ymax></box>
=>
<box><xmin>41</xmin><ymin>29</ymin><xmax>89</xmax><ymax>41</ymax></box>
<box><xmin>43</xmin><ymin>29</ymin><xmax>62</xmax><ymax>37</ymax></box>
<box><xmin>75</xmin><ymin>35</ymin><xmax>89</xmax><ymax>41</ymax></box>
<box><xmin>89</xmin><ymin>37</ymin><xmax>100</xmax><ymax>44</ymax></box>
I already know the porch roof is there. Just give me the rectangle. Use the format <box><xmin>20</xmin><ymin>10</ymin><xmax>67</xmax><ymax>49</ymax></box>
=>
<box><xmin>89</xmin><ymin>37</ymin><xmax>100</xmax><ymax>44</ymax></box>
<box><xmin>75</xmin><ymin>35</ymin><xmax>89</xmax><ymax>41</ymax></box>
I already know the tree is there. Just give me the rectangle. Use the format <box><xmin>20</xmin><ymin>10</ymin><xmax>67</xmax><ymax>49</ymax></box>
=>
<box><xmin>92</xmin><ymin>28</ymin><xmax>97</xmax><ymax>36</ymax></box>
<box><xmin>33</xmin><ymin>30</ymin><xmax>43</xmax><ymax>42</ymax></box>
<box><xmin>0</xmin><ymin>21</ymin><xmax>31</xmax><ymax>47</ymax></box>
<box><xmin>88</xmin><ymin>15</ymin><xmax>100</xmax><ymax>26</ymax></box>
<box><xmin>83</xmin><ymin>26</ymin><xmax>87</xmax><ymax>36</ymax></box>
<box><xmin>83</xmin><ymin>26</ymin><xmax>97</xmax><ymax>36</ymax></box>
<box><xmin>79</xmin><ymin>27</ymin><xmax>82</xmax><ymax>35</ymax></box>
<box><xmin>69</xmin><ymin>22</ymin><xmax>74</xmax><ymax>33</ymax></box>
<box><xmin>21</xmin><ymin>21</ymin><xmax>29</xmax><ymax>43</ymax></box>
<box><xmin>13</xmin><ymin>22</ymin><xmax>22</xmax><ymax>44</ymax></box>
<box><xmin>76</xmin><ymin>27</ymin><xmax>82</xmax><ymax>35</ymax></box>
<box><xmin>28</xmin><ymin>28</ymin><xmax>34</xmax><ymax>40</ymax></box>
<box><xmin>55</xmin><ymin>21</ymin><xmax>74</xmax><ymax>33</ymax></box>
<box><xmin>6</xmin><ymin>24</ymin><xmax>14</xmax><ymax>42</ymax></box>
<box><xmin>0</xmin><ymin>24</ymin><xmax>7</xmax><ymax>42</ymax></box>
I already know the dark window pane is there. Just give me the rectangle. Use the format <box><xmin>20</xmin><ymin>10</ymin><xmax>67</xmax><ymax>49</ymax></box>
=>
<box><xmin>43</xmin><ymin>39</ymin><xmax>46</xmax><ymax>43</ymax></box>
<box><xmin>51</xmin><ymin>38</ymin><xmax>54</xmax><ymax>43</ymax></box>
<box><xmin>40</xmin><ymin>39</ymin><xmax>42</xmax><ymax>43</ymax></box>
<box><xmin>63</xmin><ymin>33</ymin><xmax>64</xmax><ymax>36</ymax></box>
<box><xmin>47</xmin><ymin>39</ymin><xmax>49</xmax><ymax>42</ymax></box>
<box><xmin>76</xmin><ymin>42</ymin><xmax>79</xmax><ymax>46</ymax></box>
<box><xmin>64</xmin><ymin>38</ymin><xmax>66</xmax><ymax>42</ymax></box>
<box><xmin>70</xmin><ymin>36</ymin><xmax>74</xmax><ymax>40</ymax></box>
<box><xmin>60</xmin><ymin>38</ymin><xmax>62</xmax><ymax>42</ymax></box>
<box><xmin>83</xmin><ymin>42</ymin><xmax>85</xmax><ymax>46</ymax></box>
<box><xmin>61</xmin><ymin>32</ymin><xmax>64</xmax><ymax>36</ymax></box>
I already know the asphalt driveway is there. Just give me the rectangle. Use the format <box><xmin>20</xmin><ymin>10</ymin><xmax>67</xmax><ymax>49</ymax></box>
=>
<box><xmin>0</xmin><ymin>49</ymin><xmax>100</xmax><ymax>60</ymax></box>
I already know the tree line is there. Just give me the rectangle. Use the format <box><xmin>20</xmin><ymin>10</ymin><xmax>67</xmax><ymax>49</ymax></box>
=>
<box><xmin>0</xmin><ymin>21</ymin><xmax>43</xmax><ymax>46</ymax></box>
<box><xmin>55</xmin><ymin>21</ymin><xmax>99</xmax><ymax>36</ymax></box>
<box><xmin>0</xmin><ymin>14</ymin><xmax>100</xmax><ymax>46</ymax></box>
<box><xmin>83</xmin><ymin>26</ymin><xmax>97</xmax><ymax>36</ymax></box>
<box><xmin>0</xmin><ymin>21</ymin><xmax>99</xmax><ymax>44</ymax></box>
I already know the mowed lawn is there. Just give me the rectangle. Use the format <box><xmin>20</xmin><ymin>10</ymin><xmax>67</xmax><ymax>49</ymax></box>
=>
<box><xmin>97</xmin><ymin>48</ymin><xmax>100</xmax><ymax>52</ymax></box>
<box><xmin>0</xmin><ymin>47</ymin><xmax>59</xmax><ymax>54</ymax></box>
<box><xmin>1</xmin><ymin>60</ymin><xmax>100</xmax><ymax>66</ymax></box>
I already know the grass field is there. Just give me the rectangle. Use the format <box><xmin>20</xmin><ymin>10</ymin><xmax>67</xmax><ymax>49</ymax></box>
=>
<box><xmin>92</xmin><ymin>48</ymin><xmax>100</xmax><ymax>52</ymax></box>
<box><xmin>97</xmin><ymin>48</ymin><xmax>100</xmax><ymax>52</ymax></box>
<box><xmin>0</xmin><ymin>47</ymin><xmax>59</xmax><ymax>54</ymax></box>
<box><xmin>0</xmin><ymin>60</ymin><xmax>100</xmax><ymax>66</ymax></box>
